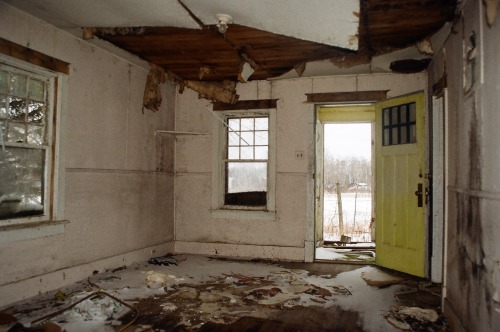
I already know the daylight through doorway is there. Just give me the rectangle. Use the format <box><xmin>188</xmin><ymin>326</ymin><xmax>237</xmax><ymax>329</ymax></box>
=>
<box><xmin>317</xmin><ymin>122</ymin><xmax>375</xmax><ymax>262</ymax></box>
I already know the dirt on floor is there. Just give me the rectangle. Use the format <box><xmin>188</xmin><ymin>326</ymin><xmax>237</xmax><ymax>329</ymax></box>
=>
<box><xmin>0</xmin><ymin>255</ymin><xmax>448</xmax><ymax>332</ymax></box>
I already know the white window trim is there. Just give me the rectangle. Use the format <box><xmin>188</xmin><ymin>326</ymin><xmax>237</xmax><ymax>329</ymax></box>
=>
<box><xmin>211</xmin><ymin>108</ymin><xmax>276</xmax><ymax>220</ymax></box>
<box><xmin>0</xmin><ymin>54</ymin><xmax>67</xmax><ymax>241</ymax></box>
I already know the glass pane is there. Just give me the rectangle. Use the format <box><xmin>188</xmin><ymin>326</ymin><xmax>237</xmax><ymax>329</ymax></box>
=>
<box><xmin>0</xmin><ymin>147</ymin><xmax>45</xmax><ymax>220</ymax></box>
<box><xmin>410</xmin><ymin>124</ymin><xmax>417</xmax><ymax>143</ymax></box>
<box><xmin>228</xmin><ymin>118</ymin><xmax>239</xmax><ymax>131</ymax></box>
<box><xmin>255</xmin><ymin>146</ymin><xmax>268</xmax><ymax>159</ymax></box>
<box><xmin>9</xmin><ymin>97</ymin><xmax>26</xmax><ymax>120</ymax></box>
<box><xmin>255</xmin><ymin>117</ymin><xmax>268</xmax><ymax>130</ymax></box>
<box><xmin>28</xmin><ymin>79</ymin><xmax>45</xmax><ymax>101</ymax></box>
<box><xmin>0</xmin><ymin>121</ymin><xmax>5</xmax><ymax>141</ymax></box>
<box><xmin>228</xmin><ymin>132</ymin><xmax>239</xmax><ymax>146</ymax></box>
<box><xmin>27</xmin><ymin>125</ymin><xmax>45</xmax><ymax>145</ymax></box>
<box><xmin>384</xmin><ymin>128</ymin><xmax>390</xmax><ymax>146</ymax></box>
<box><xmin>409</xmin><ymin>103</ymin><xmax>416</xmax><ymax>122</ymax></box>
<box><xmin>400</xmin><ymin>126</ymin><xmax>408</xmax><ymax>144</ymax></box>
<box><xmin>383</xmin><ymin>108</ymin><xmax>390</xmax><ymax>125</ymax></box>
<box><xmin>10</xmin><ymin>74</ymin><xmax>27</xmax><ymax>97</ymax></box>
<box><xmin>392</xmin><ymin>127</ymin><xmax>399</xmax><ymax>145</ymax></box>
<box><xmin>255</xmin><ymin>131</ymin><xmax>268</xmax><ymax>145</ymax></box>
<box><xmin>8</xmin><ymin>123</ymin><xmax>25</xmax><ymax>143</ymax></box>
<box><xmin>0</xmin><ymin>70</ymin><xmax>7</xmax><ymax>93</ymax></box>
<box><xmin>240</xmin><ymin>146</ymin><xmax>253</xmax><ymax>159</ymax></box>
<box><xmin>240</xmin><ymin>131</ymin><xmax>253</xmax><ymax>146</ymax></box>
<box><xmin>228</xmin><ymin>147</ymin><xmax>239</xmax><ymax>160</ymax></box>
<box><xmin>240</xmin><ymin>118</ymin><xmax>254</xmax><ymax>131</ymax></box>
<box><xmin>0</xmin><ymin>95</ymin><xmax>7</xmax><ymax>119</ymax></box>
<box><xmin>400</xmin><ymin>105</ymin><xmax>407</xmax><ymax>123</ymax></box>
<box><xmin>391</xmin><ymin>107</ymin><xmax>399</xmax><ymax>124</ymax></box>
<box><xmin>227</xmin><ymin>162</ymin><xmax>267</xmax><ymax>193</ymax></box>
<box><xmin>28</xmin><ymin>101</ymin><xmax>45</xmax><ymax>123</ymax></box>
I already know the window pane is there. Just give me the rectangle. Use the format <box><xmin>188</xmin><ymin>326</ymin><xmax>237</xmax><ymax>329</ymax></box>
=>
<box><xmin>400</xmin><ymin>126</ymin><xmax>408</xmax><ymax>144</ymax></box>
<box><xmin>384</xmin><ymin>128</ymin><xmax>390</xmax><ymax>146</ymax></box>
<box><xmin>228</xmin><ymin>118</ymin><xmax>239</xmax><ymax>131</ymax></box>
<box><xmin>392</xmin><ymin>127</ymin><xmax>398</xmax><ymax>144</ymax></box>
<box><xmin>0</xmin><ymin>70</ymin><xmax>7</xmax><ymax>93</ymax></box>
<box><xmin>10</xmin><ymin>74</ymin><xmax>27</xmax><ymax>97</ymax></box>
<box><xmin>8</xmin><ymin>123</ymin><xmax>25</xmax><ymax>143</ymax></box>
<box><xmin>227</xmin><ymin>162</ymin><xmax>267</xmax><ymax>193</ymax></box>
<box><xmin>27</xmin><ymin>125</ymin><xmax>45</xmax><ymax>145</ymax></box>
<box><xmin>383</xmin><ymin>108</ymin><xmax>390</xmax><ymax>125</ymax></box>
<box><xmin>400</xmin><ymin>105</ymin><xmax>407</xmax><ymax>123</ymax></box>
<box><xmin>255</xmin><ymin>117</ymin><xmax>268</xmax><ymax>130</ymax></box>
<box><xmin>28</xmin><ymin>101</ymin><xmax>45</xmax><ymax>123</ymax></box>
<box><xmin>28</xmin><ymin>79</ymin><xmax>45</xmax><ymax>101</ymax></box>
<box><xmin>255</xmin><ymin>146</ymin><xmax>268</xmax><ymax>159</ymax></box>
<box><xmin>0</xmin><ymin>147</ymin><xmax>45</xmax><ymax>219</ymax></box>
<box><xmin>391</xmin><ymin>107</ymin><xmax>398</xmax><ymax>124</ymax></box>
<box><xmin>228</xmin><ymin>132</ymin><xmax>239</xmax><ymax>146</ymax></box>
<box><xmin>228</xmin><ymin>147</ymin><xmax>239</xmax><ymax>159</ymax></box>
<box><xmin>240</xmin><ymin>118</ymin><xmax>254</xmax><ymax>131</ymax></box>
<box><xmin>0</xmin><ymin>95</ymin><xmax>7</xmax><ymax>119</ymax></box>
<box><xmin>255</xmin><ymin>131</ymin><xmax>268</xmax><ymax>145</ymax></box>
<box><xmin>9</xmin><ymin>97</ymin><xmax>26</xmax><ymax>120</ymax></box>
<box><xmin>410</xmin><ymin>124</ymin><xmax>417</xmax><ymax>143</ymax></box>
<box><xmin>409</xmin><ymin>103</ymin><xmax>416</xmax><ymax>122</ymax></box>
<box><xmin>240</xmin><ymin>146</ymin><xmax>253</xmax><ymax>159</ymax></box>
<box><xmin>240</xmin><ymin>131</ymin><xmax>253</xmax><ymax>146</ymax></box>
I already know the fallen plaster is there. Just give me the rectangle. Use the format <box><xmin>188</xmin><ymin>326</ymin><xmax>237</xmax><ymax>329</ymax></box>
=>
<box><xmin>0</xmin><ymin>255</ymin><xmax>447</xmax><ymax>331</ymax></box>
<box><xmin>143</xmin><ymin>63</ymin><xmax>166</xmax><ymax>112</ymax></box>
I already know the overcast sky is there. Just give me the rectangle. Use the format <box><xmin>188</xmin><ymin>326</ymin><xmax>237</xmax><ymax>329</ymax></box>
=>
<box><xmin>324</xmin><ymin>123</ymin><xmax>372</xmax><ymax>160</ymax></box>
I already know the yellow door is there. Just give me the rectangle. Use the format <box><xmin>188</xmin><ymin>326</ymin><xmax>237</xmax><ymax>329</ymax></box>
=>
<box><xmin>375</xmin><ymin>92</ymin><xmax>426</xmax><ymax>277</ymax></box>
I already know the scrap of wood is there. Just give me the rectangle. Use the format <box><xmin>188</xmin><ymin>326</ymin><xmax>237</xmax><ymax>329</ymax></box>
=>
<box><xmin>143</xmin><ymin>63</ymin><xmax>166</xmax><ymax>112</ymax></box>
<box><xmin>416</xmin><ymin>38</ymin><xmax>434</xmax><ymax>56</ymax></box>
<box><xmin>185</xmin><ymin>80</ymin><xmax>239</xmax><ymax>104</ymax></box>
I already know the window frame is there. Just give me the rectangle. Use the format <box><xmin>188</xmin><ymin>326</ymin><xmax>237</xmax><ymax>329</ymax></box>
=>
<box><xmin>211</xmin><ymin>108</ymin><xmax>276</xmax><ymax>220</ymax></box>
<box><xmin>0</xmin><ymin>54</ymin><xmax>63</xmax><ymax>228</ymax></box>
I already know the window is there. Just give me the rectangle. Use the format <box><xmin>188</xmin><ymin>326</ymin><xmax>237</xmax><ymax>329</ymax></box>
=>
<box><xmin>212</xmin><ymin>109</ymin><xmax>275</xmax><ymax>219</ymax></box>
<box><xmin>0</xmin><ymin>62</ymin><xmax>55</xmax><ymax>224</ymax></box>
<box><xmin>382</xmin><ymin>102</ymin><xmax>417</xmax><ymax>146</ymax></box>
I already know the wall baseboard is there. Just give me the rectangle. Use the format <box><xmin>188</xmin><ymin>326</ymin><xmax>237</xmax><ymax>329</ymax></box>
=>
<box><xmin>0</xmin><ymin>241</ymin><xmax>174</xmax><ymax>308</ymax></box>
<box><xmin>175</xmin><ymin>241</ymin><xmax>304</xmax><ymax>261</ymax></box>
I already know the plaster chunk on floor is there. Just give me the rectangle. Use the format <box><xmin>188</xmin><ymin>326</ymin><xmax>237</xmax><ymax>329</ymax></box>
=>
<box><xmin>361</xmin><ymin>268</ymin><xmax>405</xmax><ymax>288</ymax></box>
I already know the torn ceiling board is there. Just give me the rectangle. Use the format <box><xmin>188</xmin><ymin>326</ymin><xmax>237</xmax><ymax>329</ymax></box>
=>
<box><xmin>182</xmin><ymin>0</ymin><xmax>360</xmax><ymax>50</ymax></box>
<box><xmin>1</xmin><ymin>0</ymin><xmax>200</xmax><ymax>29</ymax></box>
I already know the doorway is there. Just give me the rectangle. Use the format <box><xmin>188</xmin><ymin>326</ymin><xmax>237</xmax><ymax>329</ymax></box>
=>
<box><xmin>315</xmin><ymin>105</ymin><xmax>376</xmax><ymax>263</ymax></box>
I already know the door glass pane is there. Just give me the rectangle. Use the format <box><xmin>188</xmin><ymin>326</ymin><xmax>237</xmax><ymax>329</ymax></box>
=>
<box><xmin>400</xmin><ymin>126</ymin><xmax>408</xmax><ymax>144</ymax></box>
<box><xmin>0</xmin><ymin>147</ymin><xmax>45</xmax><ymax>219</ymax></box>
<box><xmin>409</xmin><ymin>103</ymin><xmax>416</xmax><ymax>122</ymax></box>
<box><xmin>384</xmin><ymin>128</ymin><xmax>390</xmax><ymax>146</ymax></box>
<box><xmin>391</xmin><ymin>107</ymin><xmax>398</xmax><ymax>124</ymax></box>
<box><xmin>392</xmin><ymin>127</ymin><xmax>399</xmax><ymax>144</ymax></box>
<box><xmin>383</xmin><ymin>108</ymin><xmax>390</xmax><ymax>125</ymax></box>
<box><xmin>400</xmin><ymin>105</ymin><xmax>407</xmax><ymax>122</ymax></box>
<box><xmin>410</xmin><ymin>124</ymin><xmax>417</xmax><ymax>143</ymax></box>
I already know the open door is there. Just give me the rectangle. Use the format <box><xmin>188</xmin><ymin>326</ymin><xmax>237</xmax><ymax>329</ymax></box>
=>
<box><xmin>375</xmin><ymin>92</ymin><xmax>427</xmax><ymax>277</ymax></box>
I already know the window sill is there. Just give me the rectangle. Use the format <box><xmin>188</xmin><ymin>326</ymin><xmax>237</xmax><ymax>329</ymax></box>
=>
<box><xmin>211</xmin><ymin>209</ymin><xmax>276</xmax><ymax>221</ymax></box>
<box><xmin>0</xmin><ymin>220</ymin><xmax>68</xmax><ymax>244</ymax></box>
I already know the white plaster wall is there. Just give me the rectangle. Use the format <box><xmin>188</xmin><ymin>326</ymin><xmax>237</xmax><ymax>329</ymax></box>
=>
<box><xmin>432</xmin><ymin>1</ymin><xmax>500</xmax><ymax>330</ymax></box>
<box><xmin>174</xmin><ymin>72</ymin><xmax>426</xmax><ymax>261</ymax></box>
<box><xmin>0</xmin><ymin>3</ymin><xmax>175</xmax><ymax>306</ymax></box>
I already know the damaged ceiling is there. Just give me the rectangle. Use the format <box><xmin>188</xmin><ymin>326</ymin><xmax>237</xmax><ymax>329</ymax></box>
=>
<box><xmin>2</xmin><ymin>0</ymin><xmax>457</xmax><ymax>106</ymax></box>
<box><xmin>3</xmin><ymin>0</ymin><xmax>457</xmax><ymax>82</ymax></box>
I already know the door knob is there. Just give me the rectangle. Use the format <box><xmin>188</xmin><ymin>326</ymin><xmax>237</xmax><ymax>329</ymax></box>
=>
<box><xmin>415</xmin><ymin>183</ymin><xmax>423</xmax><ymax>207</ymax></box>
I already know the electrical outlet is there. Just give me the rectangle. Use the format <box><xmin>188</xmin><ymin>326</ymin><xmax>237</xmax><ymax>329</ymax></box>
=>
<box><xmin>295</xmin><ymin>151</ymin><xmax>304</xmax><ymax>160</ymax></box>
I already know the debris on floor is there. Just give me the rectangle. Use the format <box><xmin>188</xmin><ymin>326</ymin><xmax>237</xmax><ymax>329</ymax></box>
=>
<box><xmin>1</xmin><ymin>254</ymin><xmax>447</xmax><ymax>332</ymax></box>
<box><xmin>385</xmin><ymin>305</ymin><xmax>447</xmax><ymax>331</ymax></box>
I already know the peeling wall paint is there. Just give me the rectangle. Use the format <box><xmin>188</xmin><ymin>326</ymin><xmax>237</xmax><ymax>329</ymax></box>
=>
<box><xmin>429</xmin><ymin>0</ymin><xmax>500</xmax><ymax>330</ymax></box>
<box><xmin>0</xmin><ymin>3</ymin><xmax>176</xmax><ymax>306</ymax></box>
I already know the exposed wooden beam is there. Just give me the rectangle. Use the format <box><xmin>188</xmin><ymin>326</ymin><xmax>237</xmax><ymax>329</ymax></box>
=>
<box><xmin>305</xmin><ymin>91</ymin><xmax>388</xmax><ymax>103</ymax></box>
<box><xmin>0</xmin><ymin>37</ymin><xmax>69</xmax><ymax>74</ymax></box>
<box><xmin>213</xmin><ymin>99</ymin><xmax>278</xmax><ymax>111</ymax></box>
